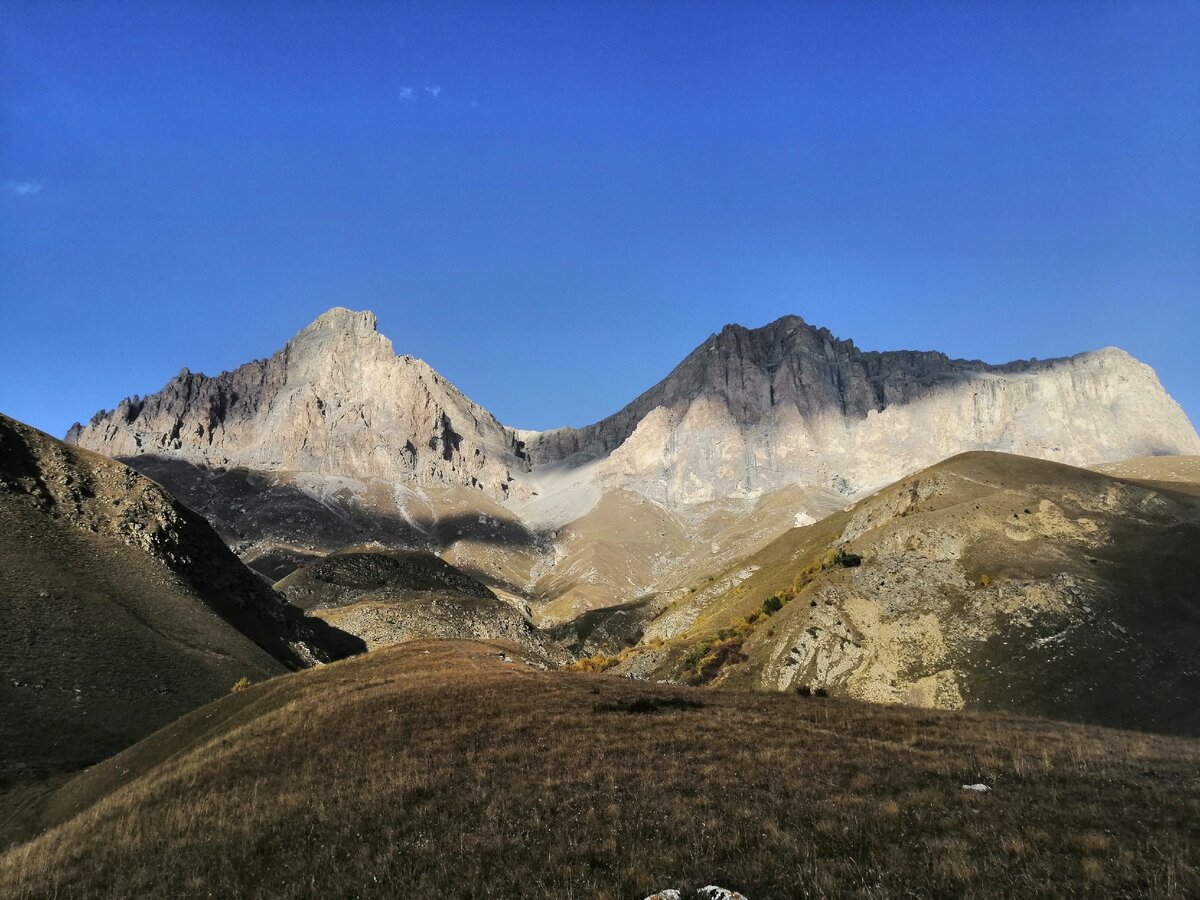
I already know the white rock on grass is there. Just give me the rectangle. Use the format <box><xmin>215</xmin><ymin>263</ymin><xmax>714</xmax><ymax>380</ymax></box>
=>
<box><xmin>644</xmin><ymin>888</ymin><xmax>749</xmax><ymax>900</ymax></box>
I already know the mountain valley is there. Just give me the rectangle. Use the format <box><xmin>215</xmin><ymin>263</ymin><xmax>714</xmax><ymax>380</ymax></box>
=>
<box><xmin>4</xmin><ymin>309</ymin><xmax>1199</xmax><ymax>897</ymax></box>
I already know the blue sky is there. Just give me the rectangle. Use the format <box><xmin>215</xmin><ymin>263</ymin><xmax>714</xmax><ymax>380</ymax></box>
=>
<box><xmin>2</xmin><ymin>1</ymin><xmax>1198</xmax><ymax>436</ymax></box>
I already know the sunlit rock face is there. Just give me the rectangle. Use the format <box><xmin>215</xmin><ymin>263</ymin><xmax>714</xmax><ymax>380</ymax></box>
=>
<box><xmin>68</xmin><ymin>308</ymin><xmax>526</xmax><ymax>499</ymax></box>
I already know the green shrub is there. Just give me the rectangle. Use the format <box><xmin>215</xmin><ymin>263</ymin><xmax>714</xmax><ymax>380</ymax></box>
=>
<box><xmin>687</xmin><ymin>638</ymin><xmax>747</xmax><ymax>685</ymax></box>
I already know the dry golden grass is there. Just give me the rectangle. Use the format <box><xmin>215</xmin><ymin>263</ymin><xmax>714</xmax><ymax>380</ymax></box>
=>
<box><xmin>3</xmin><ymin>639</ymin><xmax>1198</xmax><ymax>899</ymax></box>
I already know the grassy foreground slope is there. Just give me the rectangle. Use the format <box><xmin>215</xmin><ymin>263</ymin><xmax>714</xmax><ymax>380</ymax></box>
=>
<box><xmin>3</xmin><ymin>640</ymin><xmax>1198</xmax><ymax>899</ymax></box>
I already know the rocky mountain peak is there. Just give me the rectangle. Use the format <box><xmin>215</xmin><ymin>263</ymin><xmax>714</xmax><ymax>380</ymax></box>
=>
<box><xmin>301</xmin><ymin>306</ymin><xmax>379</xmax><ymax>336</ymax></box>
<box><xmin>524</xmin><ymin>314</ymin><xmax>1200</xmax><ymax>499</ymax></box>
<box><xmin>284</xmin><ymin>308</ymin><xmax>392</xmax><ymax>369</ymax></box>
<box><xmin>66</xmin><ymin>307</ymin><xmax>524</xmax><ymax>497</ymax></box>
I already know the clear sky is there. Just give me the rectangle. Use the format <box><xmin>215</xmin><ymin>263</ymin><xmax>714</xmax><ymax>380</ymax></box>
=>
<box><xmin>2</xmin><ymin>1</ymin><xmax>1198</xmax><ymax>437</ymax></box>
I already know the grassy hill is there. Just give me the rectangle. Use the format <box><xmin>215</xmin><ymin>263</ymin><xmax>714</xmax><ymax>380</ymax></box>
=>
<box><xmin>2</xmin><ymin>640</ymin><xmax>1196</xmax><ymax>898</ymax></box>
<box><xmin>608</xmin><ymin>452</ymin><xmax>1200</xmax><ymax>735</ymax></box>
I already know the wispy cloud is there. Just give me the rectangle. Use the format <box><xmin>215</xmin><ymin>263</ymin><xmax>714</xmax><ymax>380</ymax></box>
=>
<box><xmin>399</xmin><ymin>86</ymin><xmax>416</xmax><ymax>102</ymax></box>
<box><xmin>5</xmin><ymin>181</ymin><xmax>43</xmax><ymax>196</ymax></box>
<box><xmin>424</xmin><ymin>86</ymin><xmax>441</xmax><ymax>99</ymax></box>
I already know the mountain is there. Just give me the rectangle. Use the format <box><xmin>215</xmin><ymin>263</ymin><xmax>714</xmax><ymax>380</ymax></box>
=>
<box><xmin>3</xmin><ymin>640</ymin><xmax>1197</xmax><ymax>897</ymax></box>
<box><xmin>70</xmin><ymin>309</ymin><xmax>1200</xmax><ymax>501</ymax></box>
<box><xmin>65</xmin><ymin>309</ymin><xmax>1200</xmax><ymax>620</ymax></box>
<box><xmin>609</xmin><ymin>452</ymin><xmax>1200</xmax><ymax>735</ymax></box>
<box><xmin>68</xmin><ymin>308</ymin><xmax>524</xmax><ymax>498</ymax></box>
<box><xmin>525</xmin><ymin>316</ymin><xmax>1200</xmax><ymax>500</ymax></box>
<box><xmin>0</xmin><ymin>414</ymin><xmax>362</xmax><ymax>786</ymax></box>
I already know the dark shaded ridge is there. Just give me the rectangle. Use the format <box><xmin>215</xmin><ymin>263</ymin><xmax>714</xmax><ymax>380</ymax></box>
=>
<box><xmin>276</xmin><ymin>549</ymin><xmax>498</xmax><ymax>612</ymax></box>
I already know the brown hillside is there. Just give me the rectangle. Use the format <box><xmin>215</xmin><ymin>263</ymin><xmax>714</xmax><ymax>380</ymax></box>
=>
<box><xmin>2</xmin><ymin>640</ymin><xmax>1196</xmax><ymax>898</ymax></box>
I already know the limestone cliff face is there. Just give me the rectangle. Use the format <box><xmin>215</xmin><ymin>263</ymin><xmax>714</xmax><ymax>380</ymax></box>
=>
<box><xmin>527</xmin><ymin>316</ymin><xmax>1200</xmax><ymax>501</ymax></box>
<box><xmin>69</xmin><ymin>310</ymin><xmax>1200</xmax><ymax>511</ymax></box>
<box><xmin>68</xmin><ymin>308</ymin><xmax>526</xmax><ymax>498</ymax></box>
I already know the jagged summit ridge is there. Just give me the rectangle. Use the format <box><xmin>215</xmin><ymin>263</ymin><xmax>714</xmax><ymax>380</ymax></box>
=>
<box><xmin>68</xmin><ymin>308</ymin><xmax>1200</xmax><ymax>505</ymax></box>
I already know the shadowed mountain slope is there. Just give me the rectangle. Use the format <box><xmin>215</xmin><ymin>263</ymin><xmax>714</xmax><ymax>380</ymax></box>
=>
<box><xmin>0</xmin><ymin>414</ymin><xmax>362</xmax><ymax>785</ymax></box>
<box><xmin>275</xmin><ymin>548</ymin><xmax>566</xmax><ymax>662</ymax></box>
